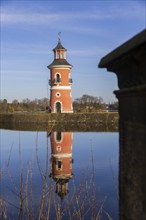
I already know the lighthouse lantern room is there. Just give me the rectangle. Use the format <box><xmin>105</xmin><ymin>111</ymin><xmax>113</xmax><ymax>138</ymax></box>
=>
<box><xmin>47</xmin><ymin>34</ymin><xmax>73</xmax><ymax>113</ymax></box>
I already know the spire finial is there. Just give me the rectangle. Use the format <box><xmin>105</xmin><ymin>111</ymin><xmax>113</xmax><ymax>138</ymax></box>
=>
<box><xmin>58</xmin><ymin>32</ymin><xmax>61</xmax><ymax>42</ymax></box>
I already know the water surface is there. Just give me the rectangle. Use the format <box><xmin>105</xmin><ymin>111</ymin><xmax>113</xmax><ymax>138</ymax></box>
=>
<box><xmin>1</xmin><ymin>129</ymin><xmax>119</xmax><ymax>220</ymax></box>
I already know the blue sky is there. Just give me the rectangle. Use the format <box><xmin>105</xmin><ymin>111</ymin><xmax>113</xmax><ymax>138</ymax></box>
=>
<box><xmin>1</xmin><ymin>0</ymin><xmax>145</xmax><ymax>103</ymax></box>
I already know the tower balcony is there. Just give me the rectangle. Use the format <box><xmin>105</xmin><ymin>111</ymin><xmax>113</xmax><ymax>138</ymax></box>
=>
<box><xmin>54</xmin><ymin>79</ymin><xmax>62</xmax><ymax>84</ymax></box>
<box><xmin>69</xmin><ymin>78</ymin><xmax>73</xmax><ymax>84</ymax></box>
<box><xmin>49</xmin><ymin>79</ymin><xmax>62</xmax><ymax>86</ymax></box>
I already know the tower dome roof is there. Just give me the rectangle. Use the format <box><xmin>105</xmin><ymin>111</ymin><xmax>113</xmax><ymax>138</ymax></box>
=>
<box><xmin>53</xmin><ymin>40</ymin><xmax>67</xmax><ymax>51</ymax></box>
<box><xmin>47</xmin><ymin>59</ymin><xmax>72</xmax><ymax>69</ymax></box>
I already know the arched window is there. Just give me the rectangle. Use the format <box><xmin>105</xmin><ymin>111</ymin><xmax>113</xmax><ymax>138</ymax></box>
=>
<box><xmin>55</xmin><ymin>159</ymin><xmax>62</xmax><ymax>170</ymax></box>
<box><xmin>56</xmin><ymin>132</ymin><xmax>62</xmax><ymax>142</ymax></box>
<box><xmin>56</xmin><ymin>160</ymin><xmax>62</xmax><ymax>170</ymax></box>
<box><xmin>56</xmin><ymin>74</ymin><xmax>61</xmax><ymax>83</ymax></box>
<box><xmin>56</xmin><ymin>102</ymin><xmax>61</xmax><ymax>113</ymax></box>
<box><xmin>57</xmin><ymin>52</ymin><xmax>60</xmax><ymax>59</ymax></box>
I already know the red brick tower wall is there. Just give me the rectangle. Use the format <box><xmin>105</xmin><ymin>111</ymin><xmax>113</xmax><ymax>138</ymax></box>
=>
<box><xmin>50</xmin><ymin>68</ymin><xmax>73</xmax><ymax>113</ymax></box>
<box><xmin>50</xmin><ymin>132</ymin><xmax>73</xmax><ymax>177</ymax></box>
<box><xmin>48</xmin><ymin>39</ymin><xmax>73</xmax><ymax>113</ymax></box>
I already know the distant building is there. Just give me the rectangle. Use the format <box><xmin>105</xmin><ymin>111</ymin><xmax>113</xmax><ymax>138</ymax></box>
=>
<box><xmin>47</xmin><ymin>35</ymin><xmax>73</xmax><ymax>113</ymax></box>
<box><xmin>49</xmin><ymin>132</ymin><xmax>73</xmax><ymax>200</ymax></box>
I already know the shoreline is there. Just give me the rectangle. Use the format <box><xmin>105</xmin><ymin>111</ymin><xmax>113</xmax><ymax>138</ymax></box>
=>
<box><xmin>0</xmin><ymin>112</ymin><xmax>118</xmax><ymax>131</ymax></box>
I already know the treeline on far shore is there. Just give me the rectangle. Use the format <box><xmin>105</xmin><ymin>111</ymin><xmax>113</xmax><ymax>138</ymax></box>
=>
<box><xmin>0</xmin><ymin>94</ymin><xmax>118</xmax><ymax>113</ymax></box>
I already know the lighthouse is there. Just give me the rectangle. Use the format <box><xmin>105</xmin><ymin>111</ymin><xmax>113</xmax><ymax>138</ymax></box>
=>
<box><xmin>47</xmin><ymin>33</ymin><xmax>73</xmax><ymax>113</ymax></box>
<box><xmin>49</xmin><ymin>132</ymin><xmax>73</xmax><ymax>200</ymax></box>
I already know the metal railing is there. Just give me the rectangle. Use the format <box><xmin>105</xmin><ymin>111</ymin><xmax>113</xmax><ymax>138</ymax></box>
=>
<box><xmin>49</xmin><ymin>78</ymin><xmax>73</xmax><ymax>85</ymax></box>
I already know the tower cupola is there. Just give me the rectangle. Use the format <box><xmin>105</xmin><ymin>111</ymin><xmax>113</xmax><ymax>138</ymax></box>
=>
<box><xmin>53</xmin><ymin>37</ymin><xmax>67</xmax><ymax>60</ymax></box>
<box><xmin>47</xmin><ymin>35</ymin><xmax>72</xmax><ymax>69</ymax></box>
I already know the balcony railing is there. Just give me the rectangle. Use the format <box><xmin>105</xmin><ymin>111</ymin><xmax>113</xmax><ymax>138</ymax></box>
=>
<box><xmin>69</xmin><ymin>78</ymin><xmax>73</xmax><ymax>84</ymax></box>
<box><xmin>49</xmin><ymin>79</ymin><xmax>62</xmax><ymax>85</ymax></box>
<box><xmin>54</xmin><ymin>79</ymin><xmax>61</xmax><ymax>84</ymax></box>
<box><xmin>49</xmin><ymin>78</ymin><xmax>72</xmax><ymax>85</ymax></box>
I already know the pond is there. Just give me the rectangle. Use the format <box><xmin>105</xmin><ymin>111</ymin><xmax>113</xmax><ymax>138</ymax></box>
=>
<box><xmin>0</xmin><ymin>129</ymin><xmax>119</xmax><ymax>220</ymax></box>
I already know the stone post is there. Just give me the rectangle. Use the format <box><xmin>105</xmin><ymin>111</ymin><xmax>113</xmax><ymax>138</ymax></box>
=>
<box><xmin>98</xmin><ymin>29</ymin><xmax>146</xmax><ymax>220</ymax></box>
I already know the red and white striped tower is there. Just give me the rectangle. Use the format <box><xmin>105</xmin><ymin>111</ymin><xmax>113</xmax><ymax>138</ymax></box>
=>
<box><xmin>47</xmin><ymin>34</ymin><xmax>73</xmax><ymax>113</ymax></box>
<box><xmin>49</xmin><ymin>132</ymin><xmax>73</xmax><ymax>200</ymax></box>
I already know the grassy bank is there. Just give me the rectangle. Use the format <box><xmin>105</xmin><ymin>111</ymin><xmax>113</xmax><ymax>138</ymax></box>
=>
<box><xmin>0</xmin><ymin>112</ymin><xmax>118</xmax><ymax>131</ymax></box>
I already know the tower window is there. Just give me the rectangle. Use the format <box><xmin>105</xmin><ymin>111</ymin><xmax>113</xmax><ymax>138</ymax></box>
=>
<box><xmin>58</xmin><ymin>161</ymin><xmax>62</xmax><ymax>169</ymax></box>
<box><xmin>56</xmin><ymin>52</ymin><xmax>63</xmax><ymax>59</ymax></box>
<box><xmin>56</xmin><ymin>92</ymin><xmax>61</xmax><ymax>97</ymax></box>
<box><xmin>56</xmin><ymin>160</ymin><xmax>62</xmax><ymax>170</ymax></box>
<box><xmin>56</xmin><ymin>132</ymin><xmax>62</xmax><ymax>142</ymax></box>
<box><xmin>56</xmin><ymin>145</ymin><xmax>61</xmax><ymax>152</ymax></box>
<box><xmin>55</xmin><ymin>102</ymin><xmax>62</xmax><ymax>113</ymax></box>
<box><xmin>57</xmin><ymin>52</ymin><xmax>60</xmax><ymax>59</ymax></box>
<box><xmin>56</xmin><ymin>74</ymin><xmax>61</xmax><ymax>83</ymax></box>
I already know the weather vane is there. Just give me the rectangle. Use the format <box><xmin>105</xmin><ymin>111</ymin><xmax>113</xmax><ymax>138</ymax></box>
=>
<box><xmin>58</xmin><ymin>32</ymin><xmax>61</xmax><ymax>42</ymax></box>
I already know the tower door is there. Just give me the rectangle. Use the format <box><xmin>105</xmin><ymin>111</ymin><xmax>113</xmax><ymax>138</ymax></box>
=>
<box><xmin>56</xmin><ymin>102</ymin><xmax>61</xmax><ymax>113</ymax></box>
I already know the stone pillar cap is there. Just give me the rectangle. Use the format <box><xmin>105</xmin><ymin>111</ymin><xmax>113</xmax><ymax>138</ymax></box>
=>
<box><xmin>98</xmin><ymin>29</ymin><xmax>146</xmax><ymax>68</ymax></box>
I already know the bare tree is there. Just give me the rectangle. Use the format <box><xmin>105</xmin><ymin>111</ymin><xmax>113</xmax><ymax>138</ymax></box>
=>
<box><xmin>73</xmin><ymin>95</ymin><xmax>105</xmax><ymax>112</ymax></box>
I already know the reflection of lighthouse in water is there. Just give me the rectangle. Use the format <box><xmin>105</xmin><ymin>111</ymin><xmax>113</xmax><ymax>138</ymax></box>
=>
<box><xmin>49</xmin><ymin>132</ymin><xmax>73</xmax><ymax>199</ymax></box>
